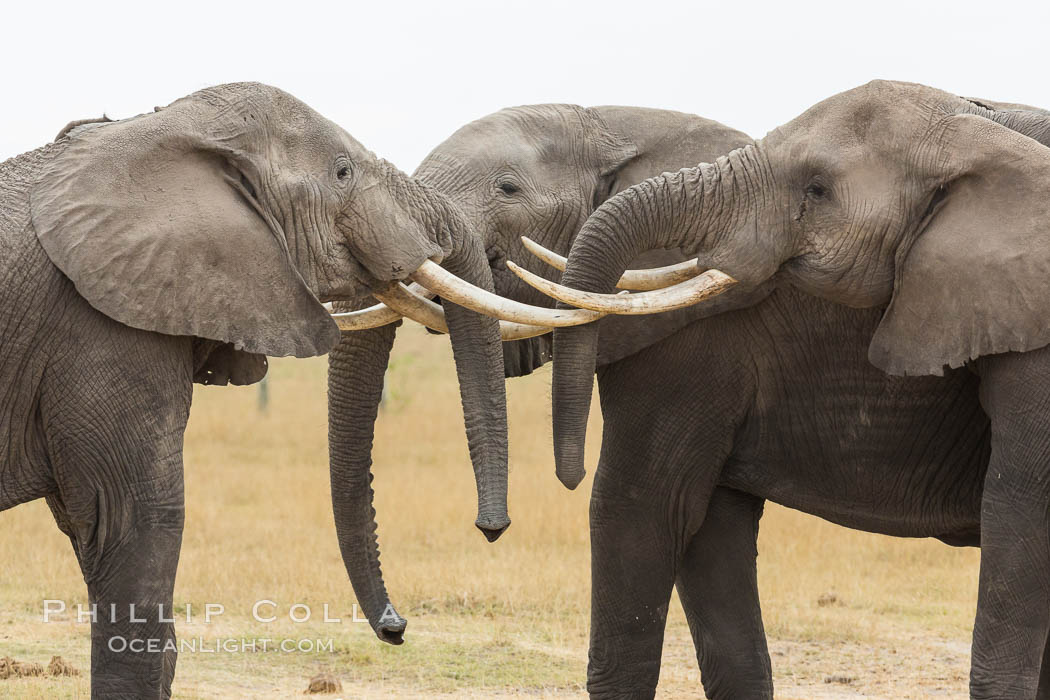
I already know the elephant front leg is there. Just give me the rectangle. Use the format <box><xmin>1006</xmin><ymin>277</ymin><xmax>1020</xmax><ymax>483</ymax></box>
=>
<box><xmin>43</xmin><ymin>334</ymin><xmax>192</xmax><ymax>700</ymax></box>
<box><xmin>588</xmin><ymin>489</ymin><xmax>679</xmax><ymax>699</ymax></box>
<box><xmin>676</xmin><ymin>487</ymin><xmax>772</xmax><ymax>700</ymax></box>
<box><xmin>972</xmin><ymin>347</ymin><xmax>1050</xmax><ymax>699</ymax></box>
<box><xmin>587</xmin><ymin>457</ymin><xmax>722</xmax><ymax>699</ymax></box>
<box><xmin>84</xmin><ymin>505</ymin><xmax>184</xmax><ymax>699</ymax></box>
<box><xmin>1037</xmin><ymin>630</ymin><xmax>1050</xmax><ymax>700</ymax></box>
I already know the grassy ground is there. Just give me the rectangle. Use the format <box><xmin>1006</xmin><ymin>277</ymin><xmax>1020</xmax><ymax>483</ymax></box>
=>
<box><xmin>0</xmin><ymin>325</ymin><xmax>980</xmax><ymax>698</ymax></box>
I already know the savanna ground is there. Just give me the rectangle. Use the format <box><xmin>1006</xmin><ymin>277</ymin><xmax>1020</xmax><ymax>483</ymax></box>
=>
<box><xmin>0</xmin><ymin>326</ymin><xmax>979</xmax><ymax>698</ymax></box>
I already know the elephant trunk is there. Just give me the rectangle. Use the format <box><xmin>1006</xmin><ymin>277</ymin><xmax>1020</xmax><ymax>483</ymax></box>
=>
<box><xmin>327</xmin><ymin>322</ymin><xmax>405</xmax><ymax>643</ymax></box>
<box><xmin>327</xmin><ymin>172</ymin><xmax>509</xmax><ymax>643</ymax></box>
<box><xmin>432</xmin><ymin>193</ymin><xmax>511</xmax><ymax>539</ymax></box>
<box><xmin>551</xmin><ymin>147</ymin><xmax>765</xmax><ymax>487</ymax></box>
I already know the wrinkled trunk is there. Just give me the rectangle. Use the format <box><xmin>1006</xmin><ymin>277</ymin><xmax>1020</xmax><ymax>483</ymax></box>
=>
<box><xmin>328</xmin><ymin>321</ymin><xmax>405</xmax><ymax>642</ymax></box>
<box><xmin>551</xmin><ymin>146</ymin><xmax>770</xmax><ymax>488</ymax></box>
<box><xmin>327</xmin><ymin>179</ymin><xmax>509</xmax><ymax>644</ymax></box>
<box><xmin>439</xmin><ymin>225</ymin><xmax>512</xmax><ymax>539</ymax></box>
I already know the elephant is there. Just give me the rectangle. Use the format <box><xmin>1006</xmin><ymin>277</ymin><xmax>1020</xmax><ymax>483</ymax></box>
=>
<box><xmin>0</xmin><ymin>82</ymin><xmax>514</xmax><ymax>699</ymax></box>
<box><xmin>327</xmin><ymin>103</ymin><xmax>762</xmax><ymax>645</ymax></box>
<box><xmin>547</xmin><ymin>81</ymin><xmax>1050</xmax><ymax>698</ymax></box>
<box><xmin>330</xmin><ymin>100</ymin><xmax>1011</xmax><ymax>698</ymax></box>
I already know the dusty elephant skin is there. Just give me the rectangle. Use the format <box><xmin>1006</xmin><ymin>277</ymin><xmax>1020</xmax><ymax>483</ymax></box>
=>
<box><xmin>553</xmin><ymin>81</ymin><xmax>1050</xmax><ymax>698</ymax></box>
<box><xmin>333</xmin><ymin>103</ymin><xmax>999</xmax><ymax>698</ymax></box>
<box><xmin>0</xmin><ymin>82</ymin><xmax>509</xmax><ymax>699</ymax></box>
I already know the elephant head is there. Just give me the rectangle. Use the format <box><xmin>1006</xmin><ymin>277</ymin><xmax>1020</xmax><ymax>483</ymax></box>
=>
<box><xmin>543</xmin><ymin>80</ymin><xmax>1050</xmax><ymax>485</ymax></box>
<box><xmin>28</xmin><ymin>83</ymin><xmax>512</xmax><ymax>644</ymax></box>
<box><xmin>409</xmin><ymin>104</ymin><xmax>753</xmax><ymax>375</ymax></box>
<box><xmin>413</xmin><ymin>104</ymin><xmax>638</xmax><ymax>375</ymax></box>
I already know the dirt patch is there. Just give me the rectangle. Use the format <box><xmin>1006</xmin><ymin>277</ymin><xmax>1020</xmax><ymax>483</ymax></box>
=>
<box><xmin>825</xmin><ymin>673</ymin><xmax>856</xmax><ymax>684</ymax></box>
<box><xmin>817</xmin><ymin>591</ymin><xmax>842</xmax><ymax>607</ymax></box>
<box><xmin>305</xmin><ymin>672</ymin><xmax>343</xmax><ymax>694</ymax></box>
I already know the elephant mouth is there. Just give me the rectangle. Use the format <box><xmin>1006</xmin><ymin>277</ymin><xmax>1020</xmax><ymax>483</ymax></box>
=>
<box><xmin>424</xmin><ymin>296</ymin><xmax>445</xmax><ymax>335</ymax></box>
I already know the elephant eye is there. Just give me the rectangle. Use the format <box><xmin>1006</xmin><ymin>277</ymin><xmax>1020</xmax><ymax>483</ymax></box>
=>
<box><xmin>805</xmin><ymin>182</ymin><xmax>827</xmax><ymax>199</ymax></box>
<box><xmin>497</xmin><ymin>181</ymin><xmax>520</xmax><ymax>195</ymax></box>
<box><xmin>337</xmin><ymin>165</ymin><xmax>351</xmax><ymax>180</ymax></box>
<box><xmin>239</xmin><ymin>172</ymin><xmax>258</xmax><ymax>200</ymax></box>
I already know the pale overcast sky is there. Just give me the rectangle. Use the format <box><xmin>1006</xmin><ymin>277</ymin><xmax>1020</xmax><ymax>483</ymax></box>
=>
<box><xmin>4</xmin><ymin>0</ymin><xmax>1048</xmax><ymax>170</ymax></box>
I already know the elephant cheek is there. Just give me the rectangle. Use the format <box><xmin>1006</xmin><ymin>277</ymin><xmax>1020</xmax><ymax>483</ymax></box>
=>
<box><xmin>345</xmin><ymin>216</ymin><xmax>444</xmax><ymax>282</ymax></box>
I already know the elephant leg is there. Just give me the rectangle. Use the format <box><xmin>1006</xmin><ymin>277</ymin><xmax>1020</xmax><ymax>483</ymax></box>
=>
<box><xmin>588</xmin><ymin>476</ymin><xmax>685</xmax><ymax>698</ymax></box>
<box><xmin>80</xmin><ymin>500</ymin><xmax>184</xmax><ymax>700</ymax></box>
<box><xmin>586</xmin><ymin>428</ymin><xmax>731</xmax><ymax>699</ymax></box>
<box><xmin>43</xmin><ymin>333</ymin><xmax>192</xmax><ymax>700</ymax></box>
<box><xmin>587</xmin><ymin>333</ymin><xmax>750</xmax><ymax>699</ymax></box>
<box><xmin>676</xmin><ymin>487</ymin><xmax>771</xmax><ymax>700</ymax></box>
<box><xmin>971</xmin><ymin>346</ymin><xmax>1050</xmax><ymax>698</ymax></box>
<box><xmin>1037</xmin><ymin>629</ymin><xmax>1050</xmax><ymax>700</ymax></box>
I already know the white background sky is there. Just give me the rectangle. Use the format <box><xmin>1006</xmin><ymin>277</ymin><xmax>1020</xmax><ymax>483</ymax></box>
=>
<box><xmin>3</xmin><ymin>1</ymin><xmax>1049</xmax><ymax>170</ymax></box>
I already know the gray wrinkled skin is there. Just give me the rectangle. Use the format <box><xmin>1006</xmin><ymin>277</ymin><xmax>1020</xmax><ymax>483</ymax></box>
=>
<box><xmin>335</xmin><ymin>103</ymin><xmax>997</xmax><ymax>698</ymax></box>
<box><xmin>0</xmin><ymin>82</ymin><xmax>509</xmax><ymax>699</ymax></box>
<box><xmin>555</xmin><ymin>81</ymin><xmax>1050</xmax><ymax>698</ymax></box>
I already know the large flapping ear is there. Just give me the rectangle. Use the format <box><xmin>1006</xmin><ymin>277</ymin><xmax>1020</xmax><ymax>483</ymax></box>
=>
<box><xmin>31</xmin><ymin>98</ymin><xmax>340</xmax><ymax>358</ymax></box>
<box><xmin>869</xmin><ymin>113</ymin><xmax>1050</xmax><ymax>375</ymax></box>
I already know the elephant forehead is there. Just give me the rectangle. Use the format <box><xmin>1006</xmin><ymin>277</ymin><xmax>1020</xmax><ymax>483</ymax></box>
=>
<box><xmin>776</xmin><ymin>80</ymin><xmax>961</xmax><ymax>155</ymax></box>
<box><xmin>269</xmin><ymin>112</ymin><xmax>361</xmax><ymax>168</ymax></box>
<box><xmin>448</xmin><ymin>107</ymin><xmax>590</xmax><ymax>165</ymax></box>
<box><xmin>186</xmin><ymin>82</ymin><xmax>358</xmax><ymax>169</ymax></box>
<box><xmin>422</xmin><ymin>140</ymin><xmax>579</xmax><ymax>199</ymax></box>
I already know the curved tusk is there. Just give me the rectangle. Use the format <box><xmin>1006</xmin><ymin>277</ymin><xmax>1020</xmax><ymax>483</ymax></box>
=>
<box><xmin>342</xmin><ymin>283</ymin><xmax>552</xmax><ymax>341</ymax></box>
<box><xmin>506</xmin><ymin>261</ymin><xmax>737</xmax><ymax>314</ymax></box>
<box><xmin>517</xmin><ymin>237</ymin><xmax>568</xmax><ymax>270</ymax></box>
<box><xmin>521</xmin><ymin>236</ymin><xmax>703</xmax><ymax>291</ymax></box>
<box><xmin>410</xmin><ymin>259</ymin><xmax>606</xmax><ymax>328</ymax></box>
<box><xmin>373</xmin><ymin>283</ymin><xmax>449</xmax><ymax>333</ymax></box>
<box><xmin>329</xmin><ymin>283</ymin><xmax>438</xmax><ymax>332</ymax></box>
<box><xmin>499</xmin><ymin>321</ymin><xmax>553</xmax><ymax>341</ymax></box>
<box><xmin>331</xmin><ymin>302</ymin><xmax>405</xmax><ymax>332</ymax></box>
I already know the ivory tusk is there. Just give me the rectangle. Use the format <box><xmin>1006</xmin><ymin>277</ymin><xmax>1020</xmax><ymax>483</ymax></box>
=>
<box><xmin>520</xmin><ymin>236</ymin><xmax>703</xmax><ymax>291</ymax></box>
<box><xmin>330</xmin><ymin>302</ymin><xmax>405</xmax><ymax>332</ymax></box>
<box><xmin>498</xmin><ymin>321</ymin><xmax>554</xmax><ymax>341</ymax></box>
<box><xmin>506</xmin><ymin>260</ymin><xmax>737</xmax><ymax>315</ymax></box>
<box><xmin>409</xmin><ymin>259</ymin><xmax>606</xmax><ymax>328</ymax></box>
<box><xmin>373</xmin><ymin>283</ymin><xmax>449</xmax><ymax>332</ymax></box>
<box><xmin>329</xmin><ymin>283</ymin><xmax>438</xmax><ymax>332</ymax></box>
<box><xmin>333</xmin><ymin>283</ymin><xmax>553</xmax><ymax>341</ymax></box>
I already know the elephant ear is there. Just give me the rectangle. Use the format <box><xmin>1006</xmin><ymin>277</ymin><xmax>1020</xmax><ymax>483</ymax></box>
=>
<box><xmin>869</xmin><ymin>113</ymin><xmax>1050</xmax><ymax>376</ymax></box>
<box><xmin>192</xmin><ymin>340</ymin><xmax>268</xmax><ymax>386</ymax></box>
<box><xmin>31</xmin><ymin>105</ymin><xmax>340</xmax><ymax>359</ymax></box>
<box><xmin>581</xmin><ymin>107</ymin><xmax>637</xmax><ymax>188</ymax></box>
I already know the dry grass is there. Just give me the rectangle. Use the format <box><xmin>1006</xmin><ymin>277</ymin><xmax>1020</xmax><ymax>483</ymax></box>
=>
<box><xmin>0</xmin><ymin>325</ymin><xmax>980</xmax><ymax>698</ymax></box>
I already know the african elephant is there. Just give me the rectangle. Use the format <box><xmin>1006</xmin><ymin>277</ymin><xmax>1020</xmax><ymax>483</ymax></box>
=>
<box><xmin>329</xmin><ymin>102</ymin><xmax>998</xmax><ymax>698</ymax></box>
<box><xmin>548</xmin><ymin>82</ymin><xmax>1050</xmax><ymax>698</ymax></box>
<box><xmin>0</xmin><ymin>82</ymin><xmax>511</xmax><ymax>699</ymax></box>
<box><xmin>326</xmin><ymin>104</ymin><xmax>760</xmax><ymax>645</ymax></box>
